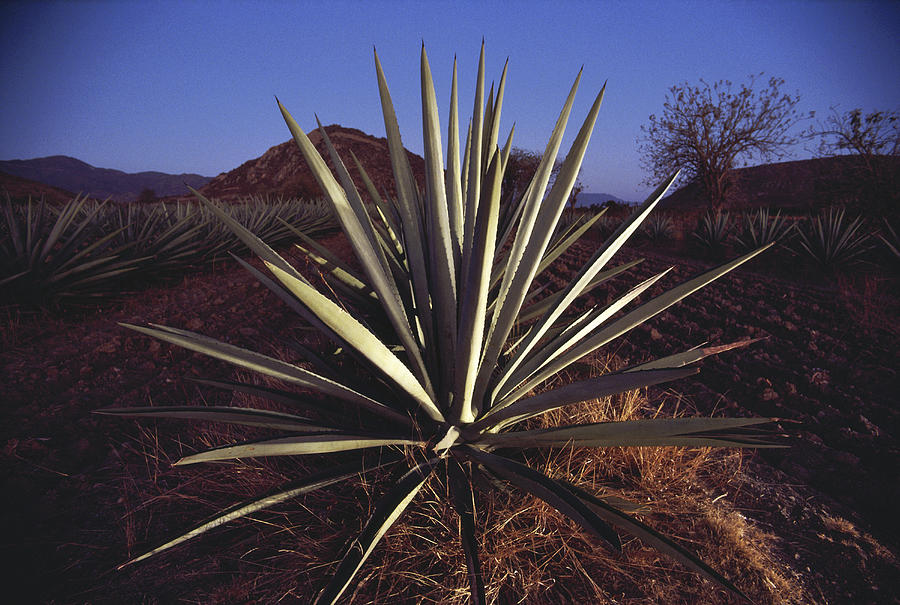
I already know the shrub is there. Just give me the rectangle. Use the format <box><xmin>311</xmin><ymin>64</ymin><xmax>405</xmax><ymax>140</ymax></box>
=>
<box><xmin>102</xmin><ymin>45</ymin><xmax>778</xmax><ymax>603</ymax></box>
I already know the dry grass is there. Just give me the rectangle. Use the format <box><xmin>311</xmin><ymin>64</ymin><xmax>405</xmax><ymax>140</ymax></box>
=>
<box><xmin>113</xmin><ymin>353</ymin><xmax>805</xmax><ymax>604</ymax></box>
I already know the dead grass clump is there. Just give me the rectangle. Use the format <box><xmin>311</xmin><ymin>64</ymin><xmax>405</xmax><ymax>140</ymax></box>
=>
<box><xmin>114</xmin><ymin>353</ymin><xmax>804</xmax><ymax>603</ymax></box>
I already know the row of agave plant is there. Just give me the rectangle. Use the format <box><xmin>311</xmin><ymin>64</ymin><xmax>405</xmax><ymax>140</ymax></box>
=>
<box><xmin>0</xmin><ymin>195</ymin><xmax>334</xmax><ymax>307</ymax></box>
<box><xmin>101</xmin><ymin>45</ymin><xmax>782</xmax><ymax>603</ymax></box>
<box><xmin>631</xmin><ymin>207</ymin><xmax>898</xmax><ymax>270</ymax></box>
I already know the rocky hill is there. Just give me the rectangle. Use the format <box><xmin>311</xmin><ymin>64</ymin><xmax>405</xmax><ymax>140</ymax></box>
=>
<box><xmin>659</xmin><ymin>155</ymin><xmax>900</xmax><ymax>211</ymax></box>
<box><xmin>199</xmin><ymin>125</ymin><xmax>426</xmax><ymax>201</ymax></box>
<box><xmin>0</xmin><ymin>156</ymin><xmax>212</xmax><ymax>202</ymax></box>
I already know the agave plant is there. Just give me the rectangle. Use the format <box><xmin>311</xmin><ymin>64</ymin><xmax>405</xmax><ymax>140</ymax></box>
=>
<box><xmin>100</xmin><ymin>46</ymin><xmax>779</xmax><ymax>603</ymax></box>
<box><xmin>796</xmin><ymin>207</ymin><xmax>872</xmax><ymax>270</ymax></box>
<box><xmin>640</xmin><ymin>212</ymin><xmax>674</xmax><ymax>241</ymax></box>
<box><xmin>0</xmin><ymin>195</ymin><xmax>140</xmax><ymax>306</ymax></box>
<box><xmin>877</xmin><ymin>218</ymin><xmax>900</xmax><ymax>263</ymax></box>
<box><xmin>691</xmin><ymin>209</ymin><xmax>731</xmax><ymax>255</ymax></box>
<box><xmin>733</xmin><ymin>208</ymin><xmax>794</xmax><ymax>252</ymax></box>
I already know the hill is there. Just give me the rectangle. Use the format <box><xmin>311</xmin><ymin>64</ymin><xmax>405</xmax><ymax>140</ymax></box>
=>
<box><xmin>659</xmin><ymin>155</ymin><xmax>900</xmax><ymax>211</ymax></box>
<box><xmin>0</xmin><ymin>171</ymin><xmax>77</xmax><ymax>204</ymax></box>
<box><xmin>199</xmin><ymin>125</ymin><xmax>426</xmax><ymax>201</ymax></box>
<box><xmin>0</xmin><ymin>156</ymin><xmax>212</xmax><ymax>202</ymax></box>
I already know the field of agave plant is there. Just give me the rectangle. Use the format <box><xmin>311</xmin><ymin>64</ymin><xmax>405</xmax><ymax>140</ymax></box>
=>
<box><xmin>673</xmin><ymin>206</ymin><xmax>897</xmax><ymax>271</ymax></box>
<box><xmin>91</xmin><ymin>45</ymin><xmax>796</xmax><ymax>603</ymax></box>
<box><xmin>0</xmin><ymin>195</ymin><xmax>333</xmax><ymax>307</ymax></box>
<box><xmin>4</xmin><ymin>45</ymin><xmax>898</xmax><ymax>605</ymax></box>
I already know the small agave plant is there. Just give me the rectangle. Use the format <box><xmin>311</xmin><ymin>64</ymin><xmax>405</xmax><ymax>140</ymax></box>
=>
<box><xmin>101</xmin><ymin>45</ymin><xmax>780</xmax><ymax>603</ymax></box>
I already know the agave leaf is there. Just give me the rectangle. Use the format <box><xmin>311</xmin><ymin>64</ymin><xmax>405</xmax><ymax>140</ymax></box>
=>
<box><xmin>119</xmin><ymin>322</ymin><xmax>412</xmax><ymax>427</ymax></box>
<box><xmin>486</xmin><ymin>58</ymin><xmax>508</xmax><ymax>165</ymax></box>
<box><xmin>279</xmin><ymin>103</ymin><xmax>433</xmax><ymax>399</ymax></box>
<box><xmin>175</xmin><ymin>432</ymin><xmax>422</xmax><ymax>466</ymax></box>
<box><xmin>475</xmin><ymin>70</ymin><xmax>584</xmax><ymax>406</ymax></box>
<box><xmin>504</xmin><ymin>243</ymin><xmax>773</xmax><ymax>404</ymax></box>
<box><xmin>445</xmin><ymin>55</ymin><xmax>464</xmax><ymax>266</ymax></box>
<box><xmin>448</xmin><ymin>459</ymin><xmax>485</xmax><ymax>605</ymax></box>
<box><xmin>460</xmin><ymin>41</ymin><xmax>486</xmax><ymax>266</ymax></box>
<box><xmin>420</xmin><ymin>45</ymin><xmax>458</xmax><ymax>402</ymax></box>
<box><xmin>346</xmin><ymin>151</ymin><xmax>407</xmax><ymax>261</ymax></box>
<box><xmin>453</xmin><ymin>148</ymin><xmax>502</xmax><ymax>423</ymax></box>
<box><xmin>315</xmin><ymin>119</ymin><xmax>390</xmax><ymax>273</ymax></box>
<box><xmin>315</xmin><ymin>457</ymin><xmax>439</xmax><ymax>604</ymax></box>
<box><xmin>37</xmin><ymin>195</ymin><xmax>93</xmax><ymax>263</ymax></box>
<box><xmin>475</xmin><ymin>367</ymin><xmax>698</xmax><ymax>431</ymax></box>
<box><xmin>119</xmin><ymin>455</ymin><xmax>401</xmax><ymax>569</ymax></box>
<box><xmin>373</xmin><ymin>49</ymin><xmax>434</xmax><ymax>364</ymax></box>
<box><xmin>491</xmin><ymin>168</ymin><xmax>675</xmax><ymax>404</ymax></box>
<box><xmin>477</xmin><ymin>417</ymin><xmax>779</xmax><ymax>449</ymax></box>
<box><xmin>94</xmin><ymin>405</ymin><xmax>339</xmax><ymax>432</ymax></box>
<box><xmin>295</xmin><ymin>241</ymin><xmax>375</xmax><ymax>301</ymax></box>
<box><xmin>277</xmin><ymin>218</ymin><xmax>370</xmax><ymax>292</ymax></box>
<box><xmin>500</xmin><ymin>269</ymin><xmax>673</xmax><ymax>402</ymax></box>
<box><xmin>627</xmin><ymin>338</ymin><xmax>764</xmax><ymax>372</ymax></box>
<box><xmin>563</xmin><ymin>482</ymin><xmax>751</xmax><ymax>602</ymax></box>
<box><xmin>515</xmin><ymin>258</ymin><xmax>644</xmax><ymax>324</ymax></box>
<box><xmin>456</xmin><ymin>445</ymin><xmax>621</xmax><ymax>551</ymax></box>
<box><xmin>555</xmin><ymin>480</ymin><xmax>649</xmax><ymax>514</ymax></box>
<box><xmin>229</xmin><ymin>254</ymin><xmax>347</xmax><ymax>347</ymax></box>
<box><xmin>265</xmin><ymin>262</ymin><xmax>443</xmax><ymax>423</ymax></box>
<box><xmin>534</xmin><ymin>209</ymin><xmax>607</xmax><ymax>278</ymax></box>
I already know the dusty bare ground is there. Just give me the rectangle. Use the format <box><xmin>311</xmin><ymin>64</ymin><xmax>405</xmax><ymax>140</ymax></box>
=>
<box><xmin>1</xmin><ymin>233</ymin><xmax>898</xmax><ymax>603</ymax></box>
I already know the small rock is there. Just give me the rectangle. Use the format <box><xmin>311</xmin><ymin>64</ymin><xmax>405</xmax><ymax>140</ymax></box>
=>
<box><xmin>650</xmin><ymin>328</ymin><xmax>662</xmax><ymax>341</ymax></box>
<box><xmin>187</xmin><ymin>318</ymin><xmax>204</xmax><ymax>330</ymax></box>
<box><xmin>810</xmin><ymin>369</ymin><xmax>830</xmax><ymax>387</ymax></box>
<box><xmin>858</xmin><ymin>415</ymin><xmax>882</xmax><ymax>438</ymax></box>
<box><xmin>762</xmin><ymin>388</ymin><xmax>779</xmax><ymax>401</ymax></box>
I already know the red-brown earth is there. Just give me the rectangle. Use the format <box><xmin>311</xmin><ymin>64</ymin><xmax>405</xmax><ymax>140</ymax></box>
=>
<box><xmin>2</xmin><ymin>231</ymin><xmax>898</xmax><ymax>603</ymax></box>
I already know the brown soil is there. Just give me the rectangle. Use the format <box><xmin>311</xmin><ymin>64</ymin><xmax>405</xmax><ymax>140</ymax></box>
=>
<box><xmin>2</xmin><ymin>232</ymin><xmax>898</xmax><ymax>603</ymax></box>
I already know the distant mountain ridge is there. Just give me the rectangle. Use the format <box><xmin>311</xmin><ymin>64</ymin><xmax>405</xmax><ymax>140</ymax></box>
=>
<box><xmin>576</xmin><ymin>192</ymin><xmax>632</xmax><ymax>207</ymax></box>
<box><xmin>199</xmin><ymin>124</ymin><xmax>426</xmax><ymax>201</ymax></box>
<box><xmin>0</xmin><ymin>156</ymin><xmax>212</xmax><ymax>202</ymax></box>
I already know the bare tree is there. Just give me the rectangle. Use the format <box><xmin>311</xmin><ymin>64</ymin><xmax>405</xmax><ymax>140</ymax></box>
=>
<box><xmin>807</xmin><ymin>107</ymin><xmax>899</xmax><ymax>212</ymax></box>
<box><xmin>639</xmin><ymin>74</ymin><xmax>804</xmax><ymax>209</ymax></box>
<box><xmin>501</xmin><ymin>147</ymin><xmax>562</xmax><ymax>200</ymax></box>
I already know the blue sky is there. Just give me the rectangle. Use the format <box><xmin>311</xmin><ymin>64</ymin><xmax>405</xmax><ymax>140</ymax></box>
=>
<box><xmin>1</xmin><ymin>0</ymin><xmax>897</xmax><ymax>200</ymax></box>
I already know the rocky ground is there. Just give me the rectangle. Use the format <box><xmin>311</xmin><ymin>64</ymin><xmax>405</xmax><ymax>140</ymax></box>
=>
<box><xmin>2</xmin><ymin>232</ymin><xmax>898</xmax><ymax>603</ymax></box>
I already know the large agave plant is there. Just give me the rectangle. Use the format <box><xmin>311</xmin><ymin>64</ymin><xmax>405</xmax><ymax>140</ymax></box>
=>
<box><xmin>101</xmin><ymin>46</ymin><xmax>779</xmax><ymax>602</ymax></box>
